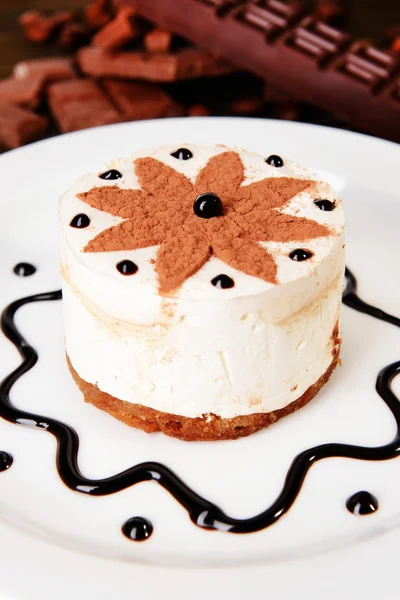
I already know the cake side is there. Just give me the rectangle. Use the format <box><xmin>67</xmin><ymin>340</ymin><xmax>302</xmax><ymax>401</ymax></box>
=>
<box><xmin>59</xmin><ymin>143</ymin><xmax>345</xmax><ymax>433</ymax></box>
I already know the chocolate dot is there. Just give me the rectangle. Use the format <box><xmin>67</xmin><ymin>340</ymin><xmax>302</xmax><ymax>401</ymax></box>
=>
<box><xmin>266</xmin><ymin>155</ymin><xmax>284</xmax><ymax>168</ymax></box>
<box><xmin>99</xmin><ymin>169</ymin><xmax>122</xmax><ymax>180</ymax></box>
<box><xmin>289</xmin><ymin>249</ymin><xmax>313</xmax><ymax>262</ymax></box>
<box><xmin>116</xmin><ymin>260</ymin><xmax>138</xmax><ymax>275</ymax></box>
<box><xmin>0</xmin><ymin>451</ymin><xmax>13</xmax><ymax>472</ymax></box>
<box><xmin>70</xmin><ymin>213</ymin><xmax>90</xmax><ymax>228</ymax></box>
<box><xmin>171</xmin><ymin>148</ymin><xmax>193</xmax><ymax>160</ymax></box>
<box><xmin>346</xmin><ymin>491</ymin><xmax>378</xmax><ymax>516</ymax></box>
<box><xmin>211</xmin><ymin>274</ymin><xmax>235</xmax><ymax>289</ymax></box>
<box><xmin>13</xmin><ymin>263</ymin><xmax>36</xmax><ymax>277</ymax></box>
<box><xmin>314</xmin><ymin>199</ymin><xmax>335</xmax><ymax>211</ymax></box>
<box><xmin>194</xmin><ymin>193</ymin><xmax>223</xmax><ymax>219</ymax></box>
<box><xmin>122</xmin><ymin>517</ymin><xmax>153</xmax><ymax>541</ymax></box>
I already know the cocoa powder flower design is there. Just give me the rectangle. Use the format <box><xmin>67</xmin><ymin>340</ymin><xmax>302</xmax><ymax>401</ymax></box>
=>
<box><xmin>78</xmin><ymin>151</ymin><xmax>330</xmax><ymax>293</ymax></box>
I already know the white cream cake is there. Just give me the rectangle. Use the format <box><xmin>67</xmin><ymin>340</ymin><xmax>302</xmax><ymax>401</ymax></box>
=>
<box><xmin>59</xmin><ymin>143</ymin><xmax>345</xmax><ymax>441</ymax></box>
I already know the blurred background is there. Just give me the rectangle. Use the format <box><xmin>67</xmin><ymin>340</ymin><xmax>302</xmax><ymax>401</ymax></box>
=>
<box><xmin>0</xmin><ymin>0</ymin><xmax>399</xmax><ymax>151</ymax></box>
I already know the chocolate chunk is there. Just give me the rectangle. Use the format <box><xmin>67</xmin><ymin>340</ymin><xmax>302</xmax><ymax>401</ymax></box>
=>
<box><xmin>78</xmin><ymin>46</ymin><xmax>235</xmax><ymax>82</ymax></box>
<box><xmin>0</xmin><ymin>76</ymin><xmax>43</xmax><ymax>110</ymax></box>
<box><xmin>13</xmin><ymin>58</ymin><xmax>76</xmax><ymax>84</ymax></box>
<box><xmin>18</xmin><ymin>10</ymin><xmax>74</xmax><ymax>44</ymax></box>
<box><xmin>92</xmin><ymin>7</ymin><xmax>140</xmax><ymax>50</ymax></box>
<box><xmin>103</xmin><ymin>79</ymin><xmax>178</xmax><ymax>120</ymax></box>
<box><xmin>58</xmin><ymin>22</ymin><xmax>90</xmax><ymax>49</ymax></box>
<box><xmin>0</xmin><ymin>104</ymin><xmax>48</xmax><ymax>149</ymax></box>
<box><xmin>144</xmin><ymin>28</ymin><xmax>172</xmax><ymax>54</ymax></box>
<box><xmin>230</xmin><ymin>97</ymin><xmax>263</xmax><ymax>115</ymax></box>
<box><xmin>48</xmin><ymin>79</ymin><xmax>121</xmax><ymax>133</ymax></box>
<box><xmin>83</xmin><ymin>0</ymin><xmax>115</xmax><ymax>31</ymax></box>
<box><xmin>188</xmin><ymin>104</ymin><xmax>210</xmax><ymax>117</ymax></box>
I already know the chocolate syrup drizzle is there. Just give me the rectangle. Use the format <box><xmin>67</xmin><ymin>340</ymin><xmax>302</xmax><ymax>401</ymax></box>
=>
<box><xmin>1</xmin><ymin>268</ymin><xmax>400</xmax><ymax>538</ymax></box>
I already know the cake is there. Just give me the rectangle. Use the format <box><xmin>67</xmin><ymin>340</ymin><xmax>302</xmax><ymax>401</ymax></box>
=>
<box><xmin>59</xmin><ymin>144</ymin><xmax>345</xmax><ymax>441</ymax></box>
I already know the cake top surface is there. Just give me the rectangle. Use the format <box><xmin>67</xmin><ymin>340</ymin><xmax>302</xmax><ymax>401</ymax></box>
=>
<box><xmin>60</xmin><ymin>143</ymin><xmax>344</xmax><ymax>300</ymax></box>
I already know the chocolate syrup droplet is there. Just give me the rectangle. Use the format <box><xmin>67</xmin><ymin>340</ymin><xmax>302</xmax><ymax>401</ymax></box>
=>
<box><xmin>0</xmin><ymin>451</ymin><xmax>13</xmax><ymax>472</ymax></box>
<box><xmin>122</xmin><ymin>517</ymin><xmax>153</xmax><ymax>541</ymax></box>
<box><xmin>70</xmin><ymin>214</ymin><xmax>90</xmax><ymax>228</ymax></box>
<box><xmin>171</xmin><ymin>148</ymin><xmax>193</xmax><ymax>160</ymax></box>
<box><xmin>314</xmin><ymin>199</ymin><xmax>335</xmax><ymax>211</ymax></box>
<box><xmin>13</xmin><ymin>263</ymin><xmax>36</xmax><ymax>277</ymax></box>
<box><xmin>266</xmin><ymin>155</ymin><xmax>284</xmax><ymax>168</ymax></box>
<box><xmin>211</xmin><ymin>274</ymin><xmax>235</xmax><ymax>289</ymax></box>
<box><xmin>194</xmin><ymin>193</ymin><xmax>223</xmax><ymax>219</ymax></box>
<box><xmin>346</xmin><ymin>491</ymin><xmax>378</xmax><ymax>515</ymax></box>
<box><xmin>289</xmin><ymin>249</ymin><xmax>313</xmax><ymax>262</ymax></box>
<box><xmin>116</xmin><ymin>260</ymin><xmax>138</xmax><ymax>275</ymax></box>
<box><xmin>99</xmin><ymin>169</ymin><xmax>122</xmax><ymax>180</ymax></box>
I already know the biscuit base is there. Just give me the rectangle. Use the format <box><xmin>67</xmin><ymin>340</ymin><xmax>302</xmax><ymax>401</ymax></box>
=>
<box><xmin>67</xmin><ymin>351</ymin><xmax>340</xmax><ymax>442</ymax></box>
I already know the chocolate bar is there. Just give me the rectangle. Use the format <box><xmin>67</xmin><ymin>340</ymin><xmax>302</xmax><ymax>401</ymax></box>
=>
<box><xmin>78</xmin><ymin>46</ymin><xmax>235</xmax><ymax>82</ymax></box>
<box><xmin>48</xmin><ymin>79</ymin><xmax>121</xmax><ymax>133</ymax></box>
<box><xmin>0</xmin><ymin>104</ymin><xmax>48</xmax><ymax>149</ymax></box>
<box><xmin>127</xmin><ymin>0</ymin><xmax>400</xmax><ymax>142</ymax></box>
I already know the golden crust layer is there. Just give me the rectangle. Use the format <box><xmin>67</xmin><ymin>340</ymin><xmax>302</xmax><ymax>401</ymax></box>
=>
<box><xmin>66</xmin><ymin>340</ymin><xmax>340</xmax><ymax>442</ymax></box>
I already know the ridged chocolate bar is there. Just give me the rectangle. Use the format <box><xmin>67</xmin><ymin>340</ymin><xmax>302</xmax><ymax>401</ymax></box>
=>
<box><xmin>127</xmin><ymin>0</ymin><xmax>400</xmax><ymax>142</ymax></box>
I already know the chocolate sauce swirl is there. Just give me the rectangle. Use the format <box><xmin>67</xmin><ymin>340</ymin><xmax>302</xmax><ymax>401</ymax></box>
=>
<box><xmin>0</xmin><ymin>268</ymin><xmax>399</xmax><ymax>538</ymax></box>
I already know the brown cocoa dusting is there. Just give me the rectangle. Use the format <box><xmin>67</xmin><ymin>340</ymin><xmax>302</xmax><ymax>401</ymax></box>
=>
<box><xmin>79</xmin><ymin>152</ymin><xmax>330</xmax><ymax>293</ymax></box>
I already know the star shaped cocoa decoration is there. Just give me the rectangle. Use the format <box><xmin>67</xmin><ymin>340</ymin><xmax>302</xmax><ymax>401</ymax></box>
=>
<box><xmin>78</xmin><ymin>152</ymin><xmax>330</xmax><ymax>293</ymax></box>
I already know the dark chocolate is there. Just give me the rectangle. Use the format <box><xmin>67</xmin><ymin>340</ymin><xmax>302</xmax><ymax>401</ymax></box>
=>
<box><xmin>128</xmin><ymin>0</ymin><xmax>400</xmax><ymax>142</ymax></box>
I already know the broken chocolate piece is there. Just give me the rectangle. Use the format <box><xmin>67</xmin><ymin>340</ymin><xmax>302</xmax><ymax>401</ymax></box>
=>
<box><xmin>0</xmin><ymin>76</ymin><xmax>43</xmax><ymax>110</ymax></box>
<box><xmin>84</xmin><ymin>0</ymin><xmax>115</xmax><ymax>31</ymax></box>
<box><xmin>144</xmin><ymin>28</ymin><xmax>172</xmax><ymax>54</ymax></box>
<box><xmin>188</xmin><ymin>104</ymin><xmax>210</xmax><ymax>116</ymax></box>
<box><xmin>0</xmin><ymin>104</ymin><xmax>48</xmax><ymax>149</ymax></box>
<box><xmin>92</xmin><ymin>7</ymin><xmax>140</xmax><ymax>50</ymax></box>
<box><xmin>18</xmin><ymin>10</ymin><xmax>74</xmax><ymax>44</ymax></box>
<box><xmin>78</xmin><ymin>46</ymin><xmax>235</xmax><ymax>82</ymax></box>
<box><xmin>48</xmin><ymin>79</ymin><xmax>121</xmax><ymax>133</ymax></box>
<box><xmin>13</xmin><ymin>58</ymin><xmax>76</xmax><ymax>84</ymax></box>
<box><xmin>58</xmin><ymin>22</ymin><xmax>90</xmax><ymax>49</ymax></box>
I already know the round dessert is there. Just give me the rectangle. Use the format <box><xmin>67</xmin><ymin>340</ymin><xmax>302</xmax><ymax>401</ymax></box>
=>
<box><xmin>59</xmin><ymin>143</ymin><xmax>345</xmax><ymax>441</ymax></box>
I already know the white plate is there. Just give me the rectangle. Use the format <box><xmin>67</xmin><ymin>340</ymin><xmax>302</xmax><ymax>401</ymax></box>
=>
<box><xmin>0</xmin><ymin>118</ymin><xmax>400</xmax><ymax>600</ymax></box>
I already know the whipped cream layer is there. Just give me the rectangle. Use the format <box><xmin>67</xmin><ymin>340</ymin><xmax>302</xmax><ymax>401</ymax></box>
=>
<box><xmin>60</xmin><ymin>144</ymin><xmax>345</xmax><ymax>419</ymax></box>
